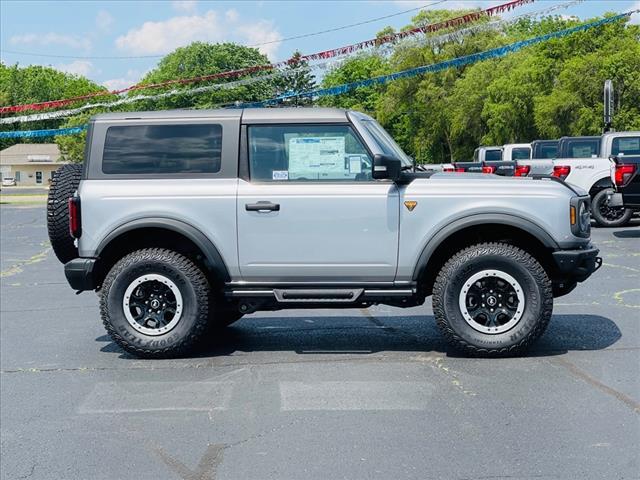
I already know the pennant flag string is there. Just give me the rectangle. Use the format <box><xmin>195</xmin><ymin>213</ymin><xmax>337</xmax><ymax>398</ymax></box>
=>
<box><xmin>1</xmin><ymin>10</ymin><xmax>635</xmax><ymax>140</ymax></box>
<box><xmin>0</xmin><ymin>125</ymin><xmax>87</xmax><ymax>139</ymax></box>
<box><xmin>239</xmin><ymin>11</ymin><xmax>635</xmax><ymax>108</ymax></box>
<box><xmin>0</xmin><ymin>59</ymin><xmax>345</xmax><ymax>125</ymax></box>
<box><xmin>0</xmin><ymin>0</ymin><xmax>535</xmax><ymax>115</ymax></box>
<box><xmin>0</xmin><ymin>0</ymin><xmax>582</xmax><ymax>125</ymax></box>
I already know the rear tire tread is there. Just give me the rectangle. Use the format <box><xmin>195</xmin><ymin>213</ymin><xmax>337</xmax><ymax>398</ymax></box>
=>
<box><xmin>100</xmin><ymin>248</ymin><xmax>210</xmax><ymax>358</ymax></box>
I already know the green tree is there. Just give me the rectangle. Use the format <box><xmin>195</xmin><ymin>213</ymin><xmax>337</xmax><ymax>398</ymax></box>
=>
<box><xmin>274</xmin><ymin>51</ymin><xmax>316</xmax><ymax>106</ymax></box>
<box><xmin>0</xmin><ymin>63</ymin><xmax>107</xmax><ymax>150</ymax></box>
<box><xmin>319</xmin><ymin>53</ymin><xmax>389</xmax><ymax>113</ymax></box>
<box><xmin>133</xmin><ymin>42</ymin><xmax>276</xmax><ymax>110</ymax></box>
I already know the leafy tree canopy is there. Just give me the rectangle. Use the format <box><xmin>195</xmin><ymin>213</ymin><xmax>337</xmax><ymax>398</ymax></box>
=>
<box><xmin>0</xmin><ymin>63</ymin><xmax>106</xmax><ymax>150</ymax></box>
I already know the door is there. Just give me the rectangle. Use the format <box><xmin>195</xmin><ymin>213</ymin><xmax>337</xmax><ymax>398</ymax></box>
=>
<box><xmin>237</xmin><ymin>124</ymin><xmax>400</xmax><ymax>283</ymax></box>
<box><xmin>35</xmin><ymin>171</ymin><xmax>42</xmax><ymax>184</ymax></box>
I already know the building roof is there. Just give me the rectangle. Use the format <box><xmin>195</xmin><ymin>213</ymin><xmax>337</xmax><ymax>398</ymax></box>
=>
<box><xmin>0</xmin><ymin>143</ymin><xmax>63</xmax><ymax>166</ymax></box>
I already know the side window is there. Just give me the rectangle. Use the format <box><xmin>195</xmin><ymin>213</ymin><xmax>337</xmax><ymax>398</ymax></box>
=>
<box><xmin>102</xmin><ymin>124</ymin><xmax>222</xmax><ymax>175</ymax></box>
<box><xmin>248</xmin><ymin>125</ymin><xmax>372</xmax><ymax>182</ymax></box>
<box><xmin>612</xmin><ymin>137</ymin><xmax>640</xmax><ymax>156</ymax></box>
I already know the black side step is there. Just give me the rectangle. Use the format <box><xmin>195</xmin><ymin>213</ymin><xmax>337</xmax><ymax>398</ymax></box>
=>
<box><xmin>274</xmin><ymin>289</ymin><xmax>363</xmax><ymax>303</ymax></box>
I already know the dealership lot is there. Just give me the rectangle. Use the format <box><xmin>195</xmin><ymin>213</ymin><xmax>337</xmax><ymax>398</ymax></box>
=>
<box><xmin>1</xmin><ymin>205</ymin><xmax>638</xmax><ymax>480</ymax></box>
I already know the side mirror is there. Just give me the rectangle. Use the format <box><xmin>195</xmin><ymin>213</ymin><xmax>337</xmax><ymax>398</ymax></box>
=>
<box><xmin>372</xmin><ymin>154</ymin><xmax>402</xmax><ymax>181</ymax></box>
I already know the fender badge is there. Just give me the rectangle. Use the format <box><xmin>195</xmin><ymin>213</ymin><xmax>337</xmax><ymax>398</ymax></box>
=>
<box><xmin>404</xmin><ymin>201</ymin><xmax>417</xmax><ymax>212</ymax></box>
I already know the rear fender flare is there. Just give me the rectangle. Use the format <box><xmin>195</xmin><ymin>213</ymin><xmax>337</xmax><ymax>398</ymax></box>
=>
<box><xmin>96</xmin><ymin>217</ymin><xmax>230</xmax><ymax>282</ymax></box>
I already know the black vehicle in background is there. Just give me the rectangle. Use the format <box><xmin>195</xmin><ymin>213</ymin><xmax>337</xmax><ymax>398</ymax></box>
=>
<box><xmin>611</xmin><ymin>155</ymin><xmax>640</xmax><ymax>212</ymax></box>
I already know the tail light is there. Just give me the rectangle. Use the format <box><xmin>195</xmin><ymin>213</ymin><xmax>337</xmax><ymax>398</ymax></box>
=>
<box><xmin>68</xmin><ymin>197</ymin><xmax>81</xmax><ymax>238</ymax></box>
<box><xmin>481</xmin><ymin>165</ymin><xmax>496</xmax><ymax>174</ymax></box>
<box><xmin>515</xmin><ymin>165</ymin><xmax>530</xmax><ymax>177</ymax></box>
<box><xmin>614</xmin><ymin>164</ymin><xmax>636</xmax><ymax>187</ymax></box>
<box><xmin>553</xmin><ymin>165</ymin><xmax>571</xmax><ymax>180</ymax></box>
<box><xmin>455</xmin><ymin>167</ymin><xmax>466</xmax><ymax>173</ymax></box>
<box><xmin>442</xmin><ymin>166</ymin><xmax>454</xmax><ymax>172</ymax></box>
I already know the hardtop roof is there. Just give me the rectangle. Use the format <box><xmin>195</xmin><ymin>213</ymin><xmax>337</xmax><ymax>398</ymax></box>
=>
<box><xmin>91</xmin><ymin>107</ymin><xmax>349</xmax><ymax>123</ymax></box>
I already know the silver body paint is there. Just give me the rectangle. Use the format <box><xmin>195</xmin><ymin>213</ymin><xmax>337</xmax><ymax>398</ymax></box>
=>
<box><xmin>78</xmin><ymin>108</ymin><xmax>588</xmax><ymax>284</ymax></box>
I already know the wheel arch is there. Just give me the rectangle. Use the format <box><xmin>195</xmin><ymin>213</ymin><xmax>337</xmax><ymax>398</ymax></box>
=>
<box><xmin>588</xmin><ymin>176</ymin><xmax>613</xmax><ymax>196</ymax></box>
<box><xmin>95</xmin><ymin>218</ymin><xmax>230</xmax><ymax>285</ymax></box>
<box><xmin>413</xmin><ymin>214</ymin><xmax>558</xmax><ymax>295</ymax></box>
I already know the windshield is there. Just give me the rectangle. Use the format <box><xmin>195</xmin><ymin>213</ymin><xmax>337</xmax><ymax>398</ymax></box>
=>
<box><xmin>360</xmin><ymin>119</ymin><xmax>413</xmax><ymax>167</ymax></box>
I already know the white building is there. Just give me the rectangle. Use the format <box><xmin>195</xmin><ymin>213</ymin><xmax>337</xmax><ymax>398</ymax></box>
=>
<box><xmin>0</xmin><ymin>144</ymin><xmax>67</xmax><ymax>186</ymax></box>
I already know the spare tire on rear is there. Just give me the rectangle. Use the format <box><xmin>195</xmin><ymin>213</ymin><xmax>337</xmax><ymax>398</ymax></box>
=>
<box><xmin>47</xmin><ymin>163</ymin><xmax>83</xmax><ymax>263</ymax></box>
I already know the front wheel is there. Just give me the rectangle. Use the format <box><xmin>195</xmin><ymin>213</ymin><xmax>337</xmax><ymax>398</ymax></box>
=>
<box><xmin>432</xmin><ymin>243</ymin><xmax>553</xmax><ymax>357</ymax></box>
<box><xmin>100</xmin><ymin>248</ymin><xmax>211</xmax><ymax>358</ymax></box>
<box><xmin>591</xmin><ymin>188</ymin><xmax>633</xmax><ymax>227</ymax></box>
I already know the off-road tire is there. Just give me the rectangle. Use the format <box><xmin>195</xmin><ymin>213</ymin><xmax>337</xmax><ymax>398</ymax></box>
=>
<box><xmin>591</xmin><ymin>188</ymin><xmax>633</xmax><ymax>228</ymax></box>
<box><xmin>100</xmin><ymin>248</ymin><xmax>210</xmax><ymax>358</ymax></box>
<box><xmin>47</xmin><ymin>163</ymin><xmax>83</xmax><ymax>263</ymax></box>
<box><xmin>432</xmin><ymin>242</ymin><xmax>553</xmax><ymax>357</ymax></box>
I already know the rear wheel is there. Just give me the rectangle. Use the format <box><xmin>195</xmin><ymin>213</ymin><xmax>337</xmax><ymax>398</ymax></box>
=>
<box><xmin>591</xmin><ymin>188</ymin><xmax>633</xmax><ymax>227</ymax></box>
<box><xmin>432</xmin><ymin>243</ymin><xmax>553</xmax><ymax>357</ymax></box>
<box><xmin>47</xmin><ymin>163</ymin><xmax>83</xmax><ymax>263</ymax></box>
<box><xmin>100</xmin><ymin>248</ymin><xmax>210</xmax><ymax>358</ymax></box>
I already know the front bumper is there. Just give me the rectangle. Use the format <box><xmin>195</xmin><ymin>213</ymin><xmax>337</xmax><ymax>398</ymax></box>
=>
<box><xmin>64</xmin><ymin>257</ymin><xmax>98</xmax><ymax>291</ymax></box>
<box><xmin>552</xmin><ymin>246</ymin><xmax>601</xmax><ymax>283</ymax></box>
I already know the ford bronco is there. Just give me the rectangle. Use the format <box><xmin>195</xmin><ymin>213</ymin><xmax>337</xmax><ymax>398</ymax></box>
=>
<box><xmin>48</xmin><ymin>108</ymin><xmax>601</xmax><ymax>358</ymax></box>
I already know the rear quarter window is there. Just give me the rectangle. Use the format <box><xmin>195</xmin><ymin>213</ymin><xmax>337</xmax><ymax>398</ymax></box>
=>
<box><xmin>102</xmin><ymin>124</ymin><xmax>222</xmax><ymax>174</ymax></box>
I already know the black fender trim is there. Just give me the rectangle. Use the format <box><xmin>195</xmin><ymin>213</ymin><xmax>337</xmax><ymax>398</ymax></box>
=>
<box><xmin>589</xmin><ymin>176</ymin><xmax>614</xmax><ymax>194</ymax></box>
<box><xmin>96</xmin><ymin>217</ymin><xmax>230</xmax><ymax>282</ymax></box>
<box><xmin>412</xmin><ymin>213</ymin><xmax>559</xmax><ymax>281</ymax></box>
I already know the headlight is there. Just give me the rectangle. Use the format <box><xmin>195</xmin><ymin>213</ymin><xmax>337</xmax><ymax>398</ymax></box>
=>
<box><xmin>570</xmin><ymin>197</ymin><xmax>591</xmax><ymax>238</ymax></box>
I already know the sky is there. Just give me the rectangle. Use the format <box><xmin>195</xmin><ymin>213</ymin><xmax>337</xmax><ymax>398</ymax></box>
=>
<box><xmin>1</xmin><ymin>0</ymin><xmax>638</xmax><ymax>91</ymax></box>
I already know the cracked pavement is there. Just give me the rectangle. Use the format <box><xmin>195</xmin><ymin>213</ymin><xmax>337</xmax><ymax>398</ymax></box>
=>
<box><xmin>1</xmin><ymin>206</ymin><xmax>639</xmax><ymax>479</ymax></box>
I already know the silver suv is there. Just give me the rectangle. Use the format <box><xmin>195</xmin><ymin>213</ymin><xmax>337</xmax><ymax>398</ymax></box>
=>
<box><xmin>48</xmin><ymin>108</ymin><xmax>600</xmax><ymax>358</ymax></box>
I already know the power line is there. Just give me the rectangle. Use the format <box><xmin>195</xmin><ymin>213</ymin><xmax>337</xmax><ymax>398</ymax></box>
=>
<box><xmin>0</xmin><ymin>0</ymin><xmax>448</xmax><ymax>60</ymax></box>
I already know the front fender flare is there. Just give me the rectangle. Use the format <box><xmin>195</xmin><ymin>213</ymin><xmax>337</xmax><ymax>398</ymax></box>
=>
<box><xmin>412</xmin><ymin>213</ymin><xmax>558</xmax><ymax>281</ymax></box>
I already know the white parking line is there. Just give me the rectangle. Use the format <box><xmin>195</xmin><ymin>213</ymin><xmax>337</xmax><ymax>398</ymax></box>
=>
<box><xmin>79</xmin><ymin>381</ymin><xmax>233</xmax><ymax>414</ymax></box>
<box><xmin>280</xmin><ymin>381</ymin><xmax>434</xmax><ymax>411</ymax></box>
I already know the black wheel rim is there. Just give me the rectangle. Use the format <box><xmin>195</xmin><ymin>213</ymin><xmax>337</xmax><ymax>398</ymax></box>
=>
<box><xmin>459</xmin><ymin>270</ymin><xmax>525</xmax><ymax>334</ymax></box>
<box><xmin>123</xmin><ymin>274</ymin><xmax>183</xmax><ymax>335</ymax></box>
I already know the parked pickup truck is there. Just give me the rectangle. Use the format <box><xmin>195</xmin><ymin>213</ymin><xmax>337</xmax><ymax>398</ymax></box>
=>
<box><xmin>47</xmin><ymin>108</ymin><xmax>600</xmax><ymax>359</ymax></box>
<box><xmin>449</xmin><ymin>160</ymin><xmax>516</xmax><ymax>176</ymax></box>
<box><xmin>610</xmin><ymin>154</ymin><xmax>640</xmax><ymax>212</ymax></box>
<box><xmin>517</xmin><ymin>132</ymin><xmax>639</xmax><ymax>227</ymax></box>
<box><xmin>451</xmin><ymin>143</ymin><xmax>530</xmax><ymax>176</ymax></box>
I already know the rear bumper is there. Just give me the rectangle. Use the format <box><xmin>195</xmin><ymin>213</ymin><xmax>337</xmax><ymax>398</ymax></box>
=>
<box><xmin>552</xmin><ymin>246</ymin><xmax>601</xmax><ymax>283</ymax></box>
<box><xmin>64</xmin><ymin>257</ymin><xmax>98</xmax><ymax>291</ymax></box>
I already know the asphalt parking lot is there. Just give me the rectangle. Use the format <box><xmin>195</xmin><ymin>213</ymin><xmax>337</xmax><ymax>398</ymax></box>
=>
<box><xmin>1</xmin><ymin>205</ymin><xmax>638</xmax><ymax>480</ymax></box>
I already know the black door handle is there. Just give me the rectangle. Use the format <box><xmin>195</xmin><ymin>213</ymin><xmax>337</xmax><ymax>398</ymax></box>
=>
<box><xmin>245</xmin><ymin>201</ymin><xmax>280</xmax><ymax>212</ymax></box>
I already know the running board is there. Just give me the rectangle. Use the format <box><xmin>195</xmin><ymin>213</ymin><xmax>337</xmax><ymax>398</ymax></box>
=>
<box><xmin>226</xmin><ymin>287</ymin><xmax>415</xmax><ymax>303</ymax></box>
<box><xmin>275</xmin><ymin>288</ymin><xmax>363</xmax><ymax>303</ymax></box>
